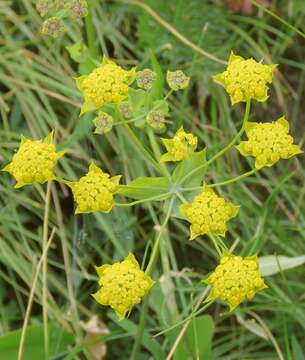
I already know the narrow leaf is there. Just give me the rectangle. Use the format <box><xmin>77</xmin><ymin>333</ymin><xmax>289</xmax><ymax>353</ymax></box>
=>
<box><xmin>259</xmin><ymin>255</ymin><xmax>305</xmax><ymax>276</ymax></box>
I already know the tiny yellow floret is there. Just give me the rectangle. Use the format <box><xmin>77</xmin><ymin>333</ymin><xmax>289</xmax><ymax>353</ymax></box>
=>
<box><xmin>180</xmin><ymin>184</ymin><xmax>239</xmax><ymax>240</ymax></box>
<box><xmin>236</xmin><ymin>117</ymin><xmax>303</xmax><ymax>169</ymax></box>
<box><xmin>70</xmin><ymin>162</ymin><xmax>121</xmax><ymax>214</ymax></box>
<box><xmin>2</xmin><ymin>132</ymin><xmax>64</xmax><ymax>188</ymax></box>
<box><xmin>75</xmin><ymin>57</ymin><xmax>136</xmax><ymax>115</ymax></box>
<box><xmin>204</xmin><ymin>252</ymin><xmax>267</xmax><ymax>311</ymax></box>
<box><xmin>92</xmin><ymin>253</ymin><xmax>154</xmax><ymax>320</ymax></box>
<box><xmin>213</xmin><ymin>52</ymin><xmax>277</xmax><ymax>105</ymax></box>
<box><xmin>160</xmin><ymin>127</ymin><xmax>197</xmax><ymax>162</ymax></box>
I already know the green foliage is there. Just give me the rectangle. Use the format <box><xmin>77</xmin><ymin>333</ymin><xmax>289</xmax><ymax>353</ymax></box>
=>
<box><xmin>0</xmin><ymin>324</ymin><xmax>74</xmax><ymax>359</ymax></box>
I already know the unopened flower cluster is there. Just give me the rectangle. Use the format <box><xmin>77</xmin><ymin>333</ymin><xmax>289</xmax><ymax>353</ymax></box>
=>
<box><xmin>180</xmin><ymin>185</ymin><xmax>239</xmax><ymax>239</ymax></box>
<box><xmin>204</xmin><ymin>253</ymin><xmax>267</xmax><ymax>311</ymax></box>
<box><xmin>2</xmin><ymin>132</ymin><xmax>64</xmax><ymax>188</ymax></box>
<box><xmin>93</xmin><ymin>253</ymin><xmax>154</xmax><ymax>319</ymax></box>
<box><xmin>37</xmin><ymin>0</ymin><xmax>88</xmax><ymax>37</ymax></box>
<box><xmin>213</xmin><ymin>52</ymin><xmax>276</xmax><ymax>104</ymax></box>
<box><xmin>69</xmin><ymin>163</ymin><xmax>121</xmax><ymax>214</ymax></box>
<box><xmin>160</xmin><ymin>127</ymin><xmax>197</xmax><ymax>162</ymax></box>
<box><xmin>93</xmin><ymin>111</ymin><xmax>114</xmax><ymax>134</ymax></box>
<box><xmin>236</xmin><ymin>117</ymin><xmax>302</xmax><ymax>168</ymax></box>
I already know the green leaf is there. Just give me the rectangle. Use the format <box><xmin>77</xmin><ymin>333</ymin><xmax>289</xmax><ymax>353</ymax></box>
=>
<box><xmin>118</xmin><ymin>177</ymin><xmax>171</xmax><ymax>200</ymax></box>
<box><xmin>128</xmin><ymin>88</ymin><xmax>147</xmax><ymax>127</ymax></box>
<box><xmin>259</xmin><ymin>255</ymin><xmax>305</xmax><ymax>276</ymax></box>
<box><xmin>152</xmin><ymin>99</ymin><xmax>169</xmax><ymax>115</ymax></box>
<box><xmin>0</xmin><ymin>323</ymin><xmax>74</xmax><ymax>360</ymax></box>
<box><xmin>66</xmin><ymin>43</ymin><xmax>97</xmax><ymax>74</ymax></box>
<box><xmin>173</xmin><ymin>315</ymin><xmax>214</xmax><ymax>360</ymax></box>
<box><xmin>172</xmin><ymin>149</ymin><xmax>207</xmax><ymax>187</ymax></box>
<box><xmin>66</xmin><ymin>43</ymin><xmax>90</xmax><ymax>63</ymax></box>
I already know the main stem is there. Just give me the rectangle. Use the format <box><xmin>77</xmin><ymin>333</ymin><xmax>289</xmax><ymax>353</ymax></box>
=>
<box><xmin>130</xmin><ymin>197</ymin><xmax>174</xmax><ymax>359</ymax></box>
<box><xmin>180</xmin><ymin>100</ymin><xmax>251</xmax><ymax>186</ymax></box>
<box><xmin>43</xmin><ymin>181</ymin><xmax>51</xmax><ymax>359</ymax></box>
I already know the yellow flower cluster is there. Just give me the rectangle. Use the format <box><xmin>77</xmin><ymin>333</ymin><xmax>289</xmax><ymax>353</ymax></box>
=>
<box><xmin>92</xmin><ymin>253</ymin><xmax>154</xmax><ymax>320</ymax></box>
<box><xmin>236</xmin><ymin>117</ymin><xmax>303</xmax><ymax>169</ymax></box>
<box><xmin>213</xmin><ymin>52</ymin><xmax>277</xmax><ymax>105</ymax></box>
<box><xmin>180</xmin><ymin>185</ymin><xmax>239</xmax><ymax>240</ymax></box>
<box><xmin>160</xmin><ymin>127</ymin><xmax>197</xmax><ymax>162</ymax></box>
<box><xmin>75</xmin><ymin>57</ymin><xmax>136</xmax><ymax>115</ymax></box>
<box><xmin>70</xmin><ymin>163</ymin><xmax>121</xmax><ymax>214</ymax></box>
<box><xmin>2</xmin><ymin>132</ymin><xmax>64</xmax><ymax>188</ymax></box>
<box><xmin>204</xmin><ymin>252</ymin><xmax>267</xmax><ymax>311</ymax></box>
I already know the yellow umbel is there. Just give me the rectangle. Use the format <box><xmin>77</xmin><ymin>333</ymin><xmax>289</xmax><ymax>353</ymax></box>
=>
<box><xmin>204</xmin><ymin>252</ymin><xmax>267</xmax><ymax>311</ymax></box>
<box><xmin>2</xmin><ymin>131</ymin><xmax>64</xmax><ymax>188</ymax></box>
<box><xmin>213</xmin><ymin>52</ymin><xmax>277</xmax><ymax>105</ymax></box>
<box><xmin>70</xmin><ymin>162</ymin><xmax>121</xmax><ymax>214</ymax></box>
<box><xmin>75</xmin><ymin>57</ymin><xmax>136</xmax><ymax>115</ymax></box>
<box><xmin>92</xmin><ymin>253</ymin><xmax>154</xmax><ymax>320</ymax></box>
<box><xmin>180</xmin><ymin>184</ymin><xmax>239</xmax><ymax>240</ymax></box>
<box><xmin>236</xmin><ymin>117</ymin><xmax>303</xmax><ymax>169</ymax></box>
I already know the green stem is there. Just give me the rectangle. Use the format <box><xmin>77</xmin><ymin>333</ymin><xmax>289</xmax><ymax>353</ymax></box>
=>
<box><xmin>209</xmin><ymin>234</ymin><xmax>222</xmax><ymax>256</ymax></box>
<box><xmin>42</xmin><ymin>181</ymin><xmax>51</xmax><ymax>360</ymax></box>
<box><xmin>115</xmin><ymin>192</ymin><xmax>170</xmax><ymax>207</ymax></box>
<box><xmin>182</xmin><ymin>168</ymin><xmax>257</xmax><ymax>192</ymax></box>
<box><xmin>117</xmin><ymin>109</ymin><xmax>164</xmax><ymax>174</ymax></box>
<box><xmin>130</xmin><ymin>197</ymin><xmax>174</xmax><ymax>359</ymax></box>
<box><xmin>147</xmin><ymin>127</ymin><xmax>171</xmax><ymax>177</ymax></box>
<box><xmin>145</xmin><ymin>197</ymin><xmax>175</xmax><ymax>275</ymax></box>
<box><xmin>154</xmin><ymin>301</ymin><xmax>214</xmax><ymax>337</ymax></box>
<box><xmin>180</xmin><ymin>100</ymin><xmax>251</xmax><ymax>186</ymax></box>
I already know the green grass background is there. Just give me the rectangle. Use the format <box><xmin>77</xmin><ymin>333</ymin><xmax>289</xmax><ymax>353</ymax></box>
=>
<box><xmin>0</xmin><ymin>0</ymin><xmax>305</xmax><ymax>359</ymax></box>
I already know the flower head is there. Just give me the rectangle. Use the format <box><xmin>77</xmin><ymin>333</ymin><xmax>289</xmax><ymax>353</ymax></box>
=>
<box><xmin>180</xmin><ymin>185</ymin><xmax>239</xmax><ymax>240</ymax></box>
<box><xmin>65</xmin><ymin>0</ymin><xmax>88</xmax><ymax>19</ymax></box>
<box><xmin>92</xmin><ymin>253</ymin><xmax>154</xmax><ymax>320</ymax></box>
<box><xmin>160</xmin><ymin>127</ymin><xmax>197</xmax><ymax>162</ymax></box>
<box><xmin>93</xmin><ymin>111</ymin><xmax>114</xmax><ymax>135</ymax></box>
<box><xmin>36</xmin><ymin>0</ymin><xmax>52</xmax><ymax>17</ymax></box>
<box><xmin>147</xmin><ymin>110</ymin><xmax>166</xmax><ymax>130</ymax></box>
<box><xmin>213</xmin><ymin>52</ymin><xmax>277</xmax><ymax>105</ymax></box>
<box><xmin>75</xmin><ymin>57</ymin><xmax>136</xmax><ymax>115</ymax></box>
<box><xmin>166</xmin><ymin>70</ymin><xmax>190</xmax><ymax>91</ymax></box>
<box><xmin>204</xmin><ymin>252</ymin><xmax>267</xmax><ymax>311</ymax></box>
<box><xmin>2</xmin><ymin>132</ymin><xmax>64</xmax><ymax>188</ymax></box>
<box><xmin>70</xmin><ymin>162</ymin><xmax>121</xmax><ymax>214</ymax></box>
<box><xmin>136</xmin><ymin>69</ymin><xmax>156</xmax><ymax>91</ymax></box>
<box><xmin>236</xmin><ymin>117</ymin><xmax>303</xmax><ymax>169</ymax></box>
<box><xmin>41</xmin><ymin>16</ymin><xmax>65</xmax><ymax>38</ymax></box>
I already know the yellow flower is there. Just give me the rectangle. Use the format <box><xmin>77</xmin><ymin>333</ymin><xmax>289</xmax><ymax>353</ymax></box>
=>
<box><xmin>2</xmin><ymin>132</ymin><xmax>64</xmax><ymax>188</ymax></box>
<box><xmin>180</xmin><ymin>184</ymin><xmax>239</xmax><ymax>240</ymax></box>
<box><xmin>70</xmin><ymin>162</ymin><xmax>121</xmax><ymax>214</ymax></box>
<box><xmin>236</xmin><ymin>117</ymin><xmax>303</xmax><ymax>169</ymax></box>
<box><xmin>213</xmin><ymin>52</ymin><xmax>277</xmax><ymax>105</ymax></box>
<box><xmin>75</xmin><ymin>57</ymin><xmax>136</xmax><ymax>115</ymax></box>
<box><xmin>204</xmin><ymin>252</ymin><xmax>267</xmax><ymax>311</ymax></box>
<box><xmin>160</xmin><ymin>127</ymin><xmax>197</xmax><ymax>162</ymax></box>
<box><xmin>92</xmin><ymin>253</ymin><xmax>154</xmax><ymax>320</ymax></box>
